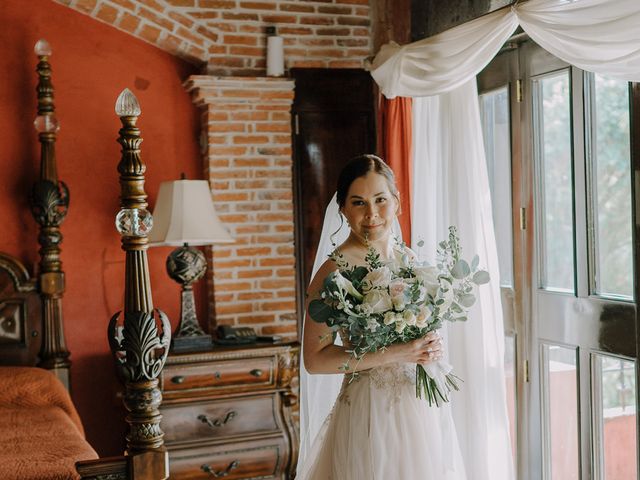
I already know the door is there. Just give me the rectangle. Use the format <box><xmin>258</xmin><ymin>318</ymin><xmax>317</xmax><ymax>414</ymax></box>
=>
<box><xmin>290</xmin><ymin>68</ymin><xmax>376</xmax><ymax>335</ymax></box>
<box><xmin>478</xmin><ymin>39</ymin><xmax>638</xmax><ymax>480</ymax></box>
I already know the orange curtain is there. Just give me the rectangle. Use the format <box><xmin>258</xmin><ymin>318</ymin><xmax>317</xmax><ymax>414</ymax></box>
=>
<box><xmin>380</xmin><ymin>96</ymin><xmax>413</xmax><ymax>244</ymax></box>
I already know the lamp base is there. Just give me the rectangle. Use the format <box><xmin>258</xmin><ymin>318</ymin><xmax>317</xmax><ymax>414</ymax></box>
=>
<box><xmin>171</xmin><ymin>333</ymin><xmax>213</xmax><ymax>353</ymax></box>
<box><xmin>166</xmin><ymin>245</ymin><xmax>212</xmax><ymax>353</ymax></box>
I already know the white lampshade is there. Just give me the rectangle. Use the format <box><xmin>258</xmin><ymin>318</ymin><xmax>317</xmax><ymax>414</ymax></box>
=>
<box><xmin>149</xmin><ymin>179</ymin><xmax>234</xmax><ymax>246</ymax></box>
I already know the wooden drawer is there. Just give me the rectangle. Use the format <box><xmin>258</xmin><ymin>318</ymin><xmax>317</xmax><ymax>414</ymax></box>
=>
<box><xmin>162</xmin><ymin>394</ymin><xmax>280</xmax><ymax>445</ymax></box>
<box><xmin>168</xmin><ymin>437</ymin><xmax>285</xmax><ymax>480</ymax></box>
<box><xmin>162</xmin><ymin>356</ymin><xmax>275</xmax><ymax>398</ymax></box>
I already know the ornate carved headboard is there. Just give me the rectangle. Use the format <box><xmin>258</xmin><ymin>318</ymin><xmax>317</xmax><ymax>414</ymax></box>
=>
<box><xmin>0</xmin><ymin>39</ymin><xmax>70</xmax><ymax>388</ymax></box>
<box><xmin>0</xmin><ymin>253</ymin><xmax>41</xmax><ymax>366</ymax></box>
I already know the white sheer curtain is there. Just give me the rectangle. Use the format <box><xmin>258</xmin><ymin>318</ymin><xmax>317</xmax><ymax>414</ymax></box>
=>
<box><xmin>412</xmin><ymin>83</ymin><xmax>514</xmax><ymax>480</ymax></box>
<box><xmin>368</xmin><ymin>0</ymin><xmax>640</xmax><ymax>479</ymax></box>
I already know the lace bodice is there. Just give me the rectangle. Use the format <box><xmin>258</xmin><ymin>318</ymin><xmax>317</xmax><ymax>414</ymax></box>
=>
<box><xmin>339</xmin><ymin>362</ymin><xmax>415</xmax><ymax>407</ymax></box>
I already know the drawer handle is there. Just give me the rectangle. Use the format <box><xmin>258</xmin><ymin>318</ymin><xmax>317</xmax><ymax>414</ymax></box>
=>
<box><xmin>214</xmin><ymin>371</ymin><xmax>222</xmax><ymax>380</ymax></box>
<box><xmin>171</xmin><ymin>375</ymin><xmax>185</xmax><ymax>384</ymax></box>
<box><xmin>250</xmin><ymin>368</ymin><xmax>263</xmax><ymax>377</ymax></box>
<box><xmin>198</xmin><ymin>411</ymin><xmax>237</xmax><ymax>428</ymax></box>
<box><xmin>201</xmin><ymin>460</ymin><xmax>239</xmax><ymax>478</ymax></box>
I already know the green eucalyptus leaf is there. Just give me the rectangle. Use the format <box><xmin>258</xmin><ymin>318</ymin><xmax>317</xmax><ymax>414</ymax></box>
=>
<box><xmin>450</xmin><ymin>302</ymin><xmax>463</xmax><ymax>313</ymax></box>
<box><xmin>451</xmin><ymin>259</ymin><xmax>470</xmax><ymax>279</ymax></box>
<box><xmin>309</xmin><ymin>299</ymin><xmax>333</xmax><ymax>323</ymax></box>
<box><xmin>471</xmin><ymin>254</ymin><xmax>479</xmax><ymax>270</ymax></box>
<box><xmin>458</xmin><ymin>293</ymin><xmax>476</xmax><ymax>308</ymax></box>
<box><xmin>350</xmin><ymin>266</ymin><xmax>369</xmax><ymax>283</ymax></box>
<box><xmin>472</xmin><ymin>270</ymin><xmax>490</xmax><ymax>285</ymax></box>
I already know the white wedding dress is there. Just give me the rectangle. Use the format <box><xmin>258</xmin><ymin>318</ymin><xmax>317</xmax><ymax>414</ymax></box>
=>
<box><xmin>298</xmin><ymin>358</ymin><xmax>467</xmax><ymax>480</ymax></box>
<box><xmin>298</xmin><ymin>194</ymin><xmax>467</xmax><ymax>479</ymax></box>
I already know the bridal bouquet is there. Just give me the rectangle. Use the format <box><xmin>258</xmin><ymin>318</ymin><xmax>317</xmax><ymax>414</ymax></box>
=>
<box><xmin>308</xmin><ymin>226</ymin><xmax>489</xmax><ymax>406</ymax></box>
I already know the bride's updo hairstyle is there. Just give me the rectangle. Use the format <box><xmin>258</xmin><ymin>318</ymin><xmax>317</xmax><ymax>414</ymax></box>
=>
<box><xmin>336</xmin><ymin>154</ymin><xmax>399</xmax><ymax>209</ymax></box>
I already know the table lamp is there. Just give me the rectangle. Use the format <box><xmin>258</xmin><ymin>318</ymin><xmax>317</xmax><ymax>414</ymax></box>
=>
<box><xmin>149</xmin><ymin>178</ymin><xmax>233</xmax><ymax>352</ymax></box>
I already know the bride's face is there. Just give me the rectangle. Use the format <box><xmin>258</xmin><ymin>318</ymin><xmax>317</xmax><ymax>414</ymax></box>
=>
<box><xmin>341</xmin><ymin>172</ymin><xmax>398</xmax><ymax>243</ymax></box>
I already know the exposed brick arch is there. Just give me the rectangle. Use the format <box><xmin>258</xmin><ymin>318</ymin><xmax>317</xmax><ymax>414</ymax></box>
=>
<box><xmin>55</xmin><ymin>0</ymin><xmax>371</xmax><ymax>74</ymax></box>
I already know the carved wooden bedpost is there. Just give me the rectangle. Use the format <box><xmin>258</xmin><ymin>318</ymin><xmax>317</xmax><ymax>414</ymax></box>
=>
<box><xmin>30</xmin><ymin>39</ymin><xmax>71</xmax><ymax>388</ymax></box>
<box><xmin>108</xmin><ymin>88</ymin><xmax>171</xmax><ymax>477</ymax></box>
<box><xmin>76</xmin><ymin>89</ymin><xmax>171</xmax><ymax>480</ymax></box>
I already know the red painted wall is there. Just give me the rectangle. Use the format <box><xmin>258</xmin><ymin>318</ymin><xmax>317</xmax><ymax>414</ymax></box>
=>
<box><xmin>0</xmin><ymin>0</ymin><xmax>205</xmax><ymax>455</ymax></box>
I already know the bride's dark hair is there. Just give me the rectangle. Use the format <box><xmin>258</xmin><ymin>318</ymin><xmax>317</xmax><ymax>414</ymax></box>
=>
<box><xmin>336</xmin><ymin>154</ymin><xmax>399</xmax><ymax>208</ymax></box>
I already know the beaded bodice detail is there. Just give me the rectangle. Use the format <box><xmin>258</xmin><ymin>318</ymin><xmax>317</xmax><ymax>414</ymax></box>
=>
<box><xmin>338</xmin><ymin>362</ymin><xmax>415</xmax><ymax>407</ymax></box>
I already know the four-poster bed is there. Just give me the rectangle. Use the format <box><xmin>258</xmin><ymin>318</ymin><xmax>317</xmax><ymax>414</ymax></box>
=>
<box><xmin>0</xmin><ymin>39</ymin><xmax>97</xmax><ymax>480</ymax></box>
<box><xmin>0</xmin><ymin>41</ymin><xmax>170</xmax><ymax>480</ymax></box>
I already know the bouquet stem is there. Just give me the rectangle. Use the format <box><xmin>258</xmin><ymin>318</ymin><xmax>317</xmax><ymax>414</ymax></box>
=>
<box><xmin>415</xmin><ymin>364</ymin><xmax>461</xmax><ymax>407</ymax></box>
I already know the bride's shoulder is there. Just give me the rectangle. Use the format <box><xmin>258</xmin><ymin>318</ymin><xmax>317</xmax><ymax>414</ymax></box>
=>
<box><xmin>307</xmin><ymin>257</ymin><xmax>339</xmax><ymax>298</ymax></box>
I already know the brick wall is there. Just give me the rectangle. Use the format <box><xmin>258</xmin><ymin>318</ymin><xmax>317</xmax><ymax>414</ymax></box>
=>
<box><xmin>55</xmin><ymin>0</ymin><xmax>372</xmax><ymax>74</ymax></box>
<box><xmin>186</xmin><ymin>76</ymin><xmax>297</xmax><ymax>337</ymax></box>
<box><xmin>57</xmin><ymin>0</ymin><xmax>374</xmax><ymax>338</ymax></box>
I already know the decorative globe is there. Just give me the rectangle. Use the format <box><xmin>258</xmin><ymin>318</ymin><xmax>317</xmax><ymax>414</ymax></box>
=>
<box><xmin>166</xmin><ymin>246</ymin><xmax>207</xmax><ymax>286</ymax></box>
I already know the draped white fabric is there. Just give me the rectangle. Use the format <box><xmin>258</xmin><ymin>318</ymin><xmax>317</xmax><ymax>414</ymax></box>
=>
<box><xmin>370</xmin><ymin>9</ymin><xmax>518</xmax><ymax>98</ymax></box>
<box><xmin>517</xmin><ymin>0</ymin><xmax>640</xmax><ymax>82</ymax></box>
<box><xmin>412</xmin><ymin>83</ymin><xmax>515</xmax><ymax>480</ymax></box>
<box><xmin>367</xmin><ymin>1</ymin><xmax>640</xmax><ymax>478</ymax></box>
<box><xmin>370</xmin><ymin>0</ymin><xmax>640</xmax><ymax>99</ymax></box>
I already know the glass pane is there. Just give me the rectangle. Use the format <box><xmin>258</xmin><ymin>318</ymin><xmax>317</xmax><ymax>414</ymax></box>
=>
<box><xmin>589</xmin><ymin>75</ymin><xmax>633</xmax><ymax>299</ymax></box>
<box><xmin>504</xmin><ymin>334</ymin><xmax>517</xmax><ymax>463</ymax></box>
<box><xmin>593</xmin><ymin>354</ymin><xmax>637</xmax><ymax>480</ymax></box>
<box><xmin>480</xmin><ymin>87</ymin><xmax>514</xmax><ymax>287</ymax></box>
<box><xmin>534</xmin><ymin>72</ymin><xmax>575</xmax><ymax>292</ymax></box>
<box><xmin>542</xmin><ymin>344</ymin><xmax>579</xmax><ymax>480</ymax></box>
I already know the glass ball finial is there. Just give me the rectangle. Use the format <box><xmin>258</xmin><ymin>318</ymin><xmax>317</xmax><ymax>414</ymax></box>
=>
<box><xmin>115</xmin><ymin>208</ymin><xmax>153</xmax><ymax>237</ymax></box>
<box><xmin>34</xmin><ymin>115</ymin><xmax>60</xmax><ymax>133</ymax></box>
<box><xmin>34</xmin><ymin>39</ymin><xmax>52</xmax><ymax>56</ymax></box>
<box><xmin>115</xmin><ymin>88</ymin><xmax>141</xmax><ymax>116</ymax></box>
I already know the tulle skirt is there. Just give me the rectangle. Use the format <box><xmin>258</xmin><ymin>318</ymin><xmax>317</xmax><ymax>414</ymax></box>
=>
<box><xmin>298</xmin><ymin>363</ymin><xmax>467</xmax><ymax>480</ymax></box>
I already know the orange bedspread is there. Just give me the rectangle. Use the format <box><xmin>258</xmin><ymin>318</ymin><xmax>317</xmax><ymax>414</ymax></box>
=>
<box><xmin>0</xmin><ymin>367</ymin><xmax>98</xmax><ymax>480</ymax></box>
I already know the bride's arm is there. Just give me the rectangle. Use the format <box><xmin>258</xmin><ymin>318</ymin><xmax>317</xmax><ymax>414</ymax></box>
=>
<box><xmin>303</xmin><ymin>260</ymin><xmax>443</xmax><ymax>375</ymax></box>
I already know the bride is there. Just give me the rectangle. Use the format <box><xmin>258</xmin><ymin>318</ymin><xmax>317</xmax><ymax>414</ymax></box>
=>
<box><xmin>298</xmin><ymin>154</ymin><xmax>466</xmax><ymax>479</ymax></box>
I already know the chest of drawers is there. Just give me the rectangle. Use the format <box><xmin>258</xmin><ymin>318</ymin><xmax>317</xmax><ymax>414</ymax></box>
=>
<box><xmin>159</xmin><ymin>342</ymin><xmax>299</xmax><ymax>479</ymax></box>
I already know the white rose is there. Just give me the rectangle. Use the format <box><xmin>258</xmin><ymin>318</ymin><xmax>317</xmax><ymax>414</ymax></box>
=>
<box><xmin>416</xmin><ymin>308</ymin><xmax>431</xmax><ymax>329</ymax></box>
<box><xmin>395</xmin><ymin>317</ymin><xmax>407</xmax><ymax>333</ymax></box>
<box><xmin>403</xmin><ymin>310</ymin><xmax>417</xmax><ymax>326</ymax></box>
<box><xmin>414</xmin><ymin>265</ymin><xmax>440</xmax><ymax>297</ymax></box>
<box><xmin>388</xmin><ymin>279</ymin><xmax>406</xmax><ymax>297</ymax></box>
<box><xmin>362</xmin><ymin>266</ymin><xmax>393</xmax><ymax>292</ymax></box>
<box><xmin>333</xmin><ymin>271</ymin><xmax>363</xmax><ymax>300</ymax></box>
<box><xmin>383</xmin><ymin>311</ymin><xmax>397</xmax><ymax>325</ymax></box>
<box><xmin>392</xmin><ymin>296</ymin><xmax>406</xmax><ymax>311</ymax></box>
<box><xmin>389</xmin><ymin>279</ymin><xmax>407</xmax><ymax>311</ymax></box>
<box><xmin>362</xmin><ymin>289</ymin><xmax>393</xmax><ymax>314</ymax></box>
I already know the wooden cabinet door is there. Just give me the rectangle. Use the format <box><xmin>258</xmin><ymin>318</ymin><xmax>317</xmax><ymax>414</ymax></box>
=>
<box><xmin>290</xmin><ymin>68</ymin><xmax>376</xmax><ymax>333</ymax></box>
